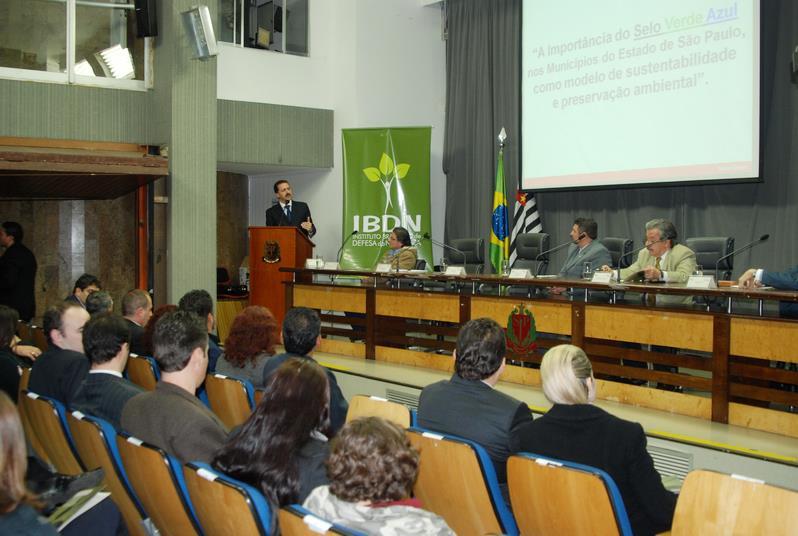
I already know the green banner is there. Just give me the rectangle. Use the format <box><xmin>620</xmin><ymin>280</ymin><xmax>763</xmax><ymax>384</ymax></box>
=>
<box><xmin>341</xmin><ymin>127</ymin><xmax>433</xmax><ymax>270</ymax></box>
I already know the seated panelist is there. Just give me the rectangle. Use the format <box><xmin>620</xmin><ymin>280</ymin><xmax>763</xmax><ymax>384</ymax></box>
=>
<box><xmin>601</xmin><ymin>218</ymin><xmax>696</xmax><ymax>306</ymax></box>
<box><xmin>379</xmin><ymin>226</ymin><xmax>418</xmax><ymax>271</ymax></box>
<box><xmin>739</xmin><ymin>265</ymin><xmax>798</xmax><ymax>318</ymax></box>
<box><xmin>550</xmin><ymin>217</ymin><xmax>611</xmax><ymax>296</ymax></box>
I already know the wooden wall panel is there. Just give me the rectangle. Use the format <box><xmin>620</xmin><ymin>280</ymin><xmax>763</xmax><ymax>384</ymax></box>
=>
<box><xmin>375</xmin><ymin>291</ymin><xmax>459</xmax><ymax>322</ymax></box>
<box><xmin>730</xmin><ymin>318</ymin><xmax>798</xmax><ymax>363</ymax></box>
<box><xmin>470</xmin><ymin>297</ymin><xmax>571</xmax><ymax>335</ymax></box>
<box><xmin>585</xmin><ymin>306</ymin><xmax>713</xmax><ymax>351</ymax></box>
<box><xmin>294</xmin><ymin>286</ymin><xmax>366</xmax><ymax>313</ymax></box>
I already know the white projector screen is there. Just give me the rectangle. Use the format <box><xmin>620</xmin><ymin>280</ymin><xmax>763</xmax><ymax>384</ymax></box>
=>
<box><xmin>521</xmin><ymin>1</ymin><xmax>760</xmax><ymax>190</ymax></box>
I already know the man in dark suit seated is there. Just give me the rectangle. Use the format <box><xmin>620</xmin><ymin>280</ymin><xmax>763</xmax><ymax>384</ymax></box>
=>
<box><xmin>417</xmin><ymin>318</ymin><xmax>533</xmax><ymax>484</ymax></box>
<box><xmin>739</xmin><ymin>265</ymin><xmax>798</xmax><ymax>317</ymax></box>
<box><xmin>262</xmin><ymin>307</ymin><xmax>348</xmax><ymax>434</ymax></box>
<box><xmin>178</xmin><ymin>289</ymin><xmax>221</xmax><ymax>372</ymax></box>
<box><xmin>121</xmin><ymin>289</ymin><xmax>153</xmax><ymax>356</ymax></box>
<box><xmin>121</xmin><ymin>310</ymin><xmax>228</xmax><ymax>463</ymax></box>
<box><xmin>71</xmin><ymin>314</ymin><xmax>144</xmax><ymax>429</ymax></box>
<box><xmin>28</xmin><ymin>302</ymin><xmax>90</xmax><ymax>404</ymax></box>
<box><xmin>264</xmin><ymin>179</ymin><xmax>316</xmax><ymax>237</ymax></box>
<box><xmin>65</xmin><ymin>273</ymin><xmax>101</xmax><ymax>309</ymax></box>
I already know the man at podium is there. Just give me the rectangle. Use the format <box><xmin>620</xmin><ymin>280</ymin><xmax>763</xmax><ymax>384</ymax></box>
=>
<box><xmin>265</xmin><ymin>179</ymin><xmax>316</xmax><ymax>238</ymax></box>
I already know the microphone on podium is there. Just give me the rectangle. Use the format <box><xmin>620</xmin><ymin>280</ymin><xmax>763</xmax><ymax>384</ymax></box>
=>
<box><xmin>714</xmin><ymin>234</ymin><xmax>769</xmax><ymax>281</ymax></box>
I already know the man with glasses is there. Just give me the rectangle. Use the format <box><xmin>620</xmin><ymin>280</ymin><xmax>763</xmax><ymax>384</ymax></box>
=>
<box><xmin>603</xmin><ymin>219</ymin><xmax>696</xmax><ymax>306</ymax></box>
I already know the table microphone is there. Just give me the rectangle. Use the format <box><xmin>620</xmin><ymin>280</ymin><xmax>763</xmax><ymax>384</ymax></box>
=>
<box><xmin>422</xmin><ymin>232</ymin><xmax>467</xmax><ymax>266</ymax></box>
<box><xmin>336</xmin><ymin>230</ymin><xmax>359</xmax><ymax>265</ymax></box>
<box><xmin>534</xmin><ymin>238</ymin><xmax>578</xmax><ymax>276</ymax></box>
<box><xmin>714</xmin><ymin>234</ymin><xmax>769</xmax><ymax>281</ymax></box>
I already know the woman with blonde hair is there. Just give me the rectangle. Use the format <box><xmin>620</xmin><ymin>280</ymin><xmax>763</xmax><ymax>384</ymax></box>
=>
<box><xmin>519</xmin><ymin>344</ymin><xmax>676</xmax><ymax>536</ymax></box>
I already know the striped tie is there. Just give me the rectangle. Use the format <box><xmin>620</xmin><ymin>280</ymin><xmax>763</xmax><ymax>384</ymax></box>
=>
<box><xmin>646</xmin><ymin>257</ymin><xmax>662</xmax><ymax>305</ymax></box>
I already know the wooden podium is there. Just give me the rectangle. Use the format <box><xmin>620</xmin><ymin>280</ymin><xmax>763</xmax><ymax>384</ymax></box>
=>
<box><xmin>248</xmin><ymin>226</ymin><xmax>314</xmax><ymax>324</ymax></box>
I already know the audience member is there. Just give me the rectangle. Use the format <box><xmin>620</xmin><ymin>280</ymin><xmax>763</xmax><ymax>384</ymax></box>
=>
<box><xmin>213</xmin><ymin>358</ymin><xmax>331</xmax><ymax>508</ymax></box>
<box><xmin>0</xmin><ymin>391</ymin><xmax>122</xmax><ymax>536</ymax></box>
<box><xmin>0</xmin><ymin>221</ymin><xmax>37</xmax><ymax>322</ymax></box>
<box><xmin>178</xmin><ymin>289</ymin><xmax>222</xmax><ymax>371</ymax></box>
<box><xmin>85</xmin><ymin>291</ymin><xmax>113</xmax><ymax>317</ymax></box>
<box><xmin>262</xmin><ymin>307</ymin><xmax>348</xmax><ymax>433</ymax></box>
<box><xmin>141</xmin><ymin>304</ymin><xmax>176</xmax><ymax>357</ymax></box>
<box><xmin>121</xmin><ymin>289</ymin><xmax>153</xmax><ymax>355</ymax></box>
<box><xmin>215</xmin><ymin>306</ymin><xmax>279</xmax><ymax>388</ymax></box>
<box><xmin>28</xmin><ymin>303</ymin><xmax>90</xmax><ymax>404</ymax></box>
<box><xmin>121</xmin><ymin>310</ymin><xmax>228</xmax><ymax>463</ymax></box>
<box><xmin>71</xmin><ymin>314</ymin><xmax>144</xmax><ymax>430</ymax></box>
<box><xmin>0</xmin><ymin>305</ymin><xmax>27</xmax><ymax>402</ymax></box>
<box><xmin>65</xmin><ymin>274</ymin><xmax>101</xmax><ymax>309</ymax></box>
<box><xmin>417</xmin><ymin>317</ymin><xmax>532</xmax><ymax>484</ymax></box>
<box><xmin>379</xmin><ymin>226</ymin><xmax>418</xmax><ymax>270</ymax></box>
<box><xmin>518</xmin><ymin>344</ymin><xmax>677</xmax><ymax>536</ymax></box>
<box><xmin>303</xmin><ymin>416</ymin><xmax>454</xmax><ymax>535</ymax></box>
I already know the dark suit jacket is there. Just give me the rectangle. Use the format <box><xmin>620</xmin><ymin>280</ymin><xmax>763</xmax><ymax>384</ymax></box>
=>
<box><xmin>28</xmin><ymin>347</ymin><xmax>89</xmax><ymax>405</ymax></box>
<box><xmin>265</xmin><ymin>201</ymin><xmax>316</xmax><ymax>237</ymax></box>
<box><xmin>0</xmin><ymin>347</ymin><xmax>27</xmax><ymax>402</ymax></box>
<box><xmin>125</xmin><ymin>319</ymin><xmax>147</xmax><ymax>356</ymax></box>
<box><xmin>558</xmin><ymin>241</ymin><xmax>612</xmax><ymax>280</ymax></box>
<box><xmin>0</xmin><ymin>242</ymin><xmax>37</xmax><ymax>321</ymax></box>
<box><xmin>518</xmin><ymin>404</ymin><xmax>677</xmax><ymax>536</ymax></box>
<box><xmin>121</xmin><ymin>381</ymin><xmax>229</xmax><ymax>464</ymax></box>
<box><xmin>417</xmin><ymin>374</ymin><xmax>533</xmax><ymax>483</ymax></box>
<box><xmin>64</xmin><ymin>294</ymin><xmax>85</xmax><ymax>308</ymax></box>
<box><xmin>262</xmin><ymin>352</ymin><xmax>348</xmax><ymax>434</ymax></box>
<box><xmin>71</xmin><ymin>372</ymin><xmax>145</xmax><ymax>430</ymax></box>
<box><xmin>762</xmin><ymin>266</ymin><xmax>798</xmax><ymax>317</ymax></box>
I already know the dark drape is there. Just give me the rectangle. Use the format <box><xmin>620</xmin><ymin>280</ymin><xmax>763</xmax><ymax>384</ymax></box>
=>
<box><xmin>443</xmin><ymin>0</ymin><xmax>798</xmax><ymax>276</ymax></box>
<box><xmin>443</xmin><ymin>0</ymin><xmax>520</xmax><ymax>247</ymax></box>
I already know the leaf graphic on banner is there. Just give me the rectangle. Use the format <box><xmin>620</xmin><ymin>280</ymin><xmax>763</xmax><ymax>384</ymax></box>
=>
<box><xmin>396</xmin><ymin>163</ymin><xmax>410</xmax><ymax>179</ymax></box>
<box><xmin>363</xmin><ymin>167</ymin><xmax>381</xmax><ymax>182</ymax></box>
<box><xmin>379</xmin><ymin>153</ymin><xmax>395</xmax><ymax>175</ymax></box>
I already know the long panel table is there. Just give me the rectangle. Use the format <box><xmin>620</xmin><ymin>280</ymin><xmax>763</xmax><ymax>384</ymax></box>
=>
<box><xmin>283</xmin><ymin>269</ymin><xmax>798</xmax><ymax>439</ymax></box>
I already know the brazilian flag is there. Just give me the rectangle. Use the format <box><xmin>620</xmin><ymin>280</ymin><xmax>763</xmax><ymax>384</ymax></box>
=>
<box><xmin>489</xmin><ymin>146</ymin><xmax>509</xmax><ymax>274</ymax></box>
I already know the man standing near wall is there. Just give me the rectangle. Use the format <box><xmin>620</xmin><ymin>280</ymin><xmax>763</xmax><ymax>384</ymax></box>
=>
<box><xmin>0</xmin><ymin>221</ymin><xmax>37</xmax><ymax>322</ymax></box>
<box><xmin>265</xmin><ymin>179</ymin><xmax>316</xmax><ymax>237</ymax></box>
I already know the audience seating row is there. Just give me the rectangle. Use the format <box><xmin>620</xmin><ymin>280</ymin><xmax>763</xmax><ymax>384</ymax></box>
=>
<box><xmin>22</xmin><ymin>350</ymin><xmax>798</xmax><ymax>536</ymax></box>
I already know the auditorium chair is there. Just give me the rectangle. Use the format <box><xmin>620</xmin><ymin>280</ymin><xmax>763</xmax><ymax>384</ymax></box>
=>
<box><xmin>513</xmin><ymin>232</ymin><xmax>550</xmax><ymax>275</ymax></box>
<box><xmin>448</xmin><ymin>238</ymin><xmax>485</xmax><ymax>274</ymax></box>
<box><xmin>671</xmin><ymin>469</ymin><xmax>798</xmax><ymax>535</ymax></box>
<box><xmin>600</xmin><ymin>237</ymin><xmax>635</xmax><ymax>269</ymax></box>
<box><xmin>125</xmin><ymin>353</ymin><xmax>160</xmax><ymax>391</ymax></box>
<box><xmin>67</xmin><ymin>411</ymin><xmax>151</xmax><ymax>536</ymax></box>
<box><xmin>17</xmin><ymin>370</ymin><xmax>50</xmax><ymax>465</ymax></box>
<box><xmin>684</xmin><ymin>236</ymin><xmax>734</xmax><ymax>280</ymax></box>
<box><xmin>183</xmin><ymin>462</ymin><xmax>274</xmax><ymax>535</ymax></box>
<box><xmin>30</xmin><ymin>324</ymin><xmax>48</xmax><ymax>352</ymax></box>
<box><xmin>204</xmin><ymin>373</ymin><xmax>256</xmax><ymax>428</ymax></box>
<box><xmin>507</xmin><ymin>453</ymin><xmax>633</xmax><ymax>536</ymax></box>
<box><xmin>116</xmin><ymin>432</ymin><xmax>203</xmax><ymax>536</ymax></box>
<box><xmin>21</xmin><ymin>391</ymin><xmax>85</xmax><ymax>475</ymax></box>
<box><xmin>16</xmin><ymin>319</ymin><xmax>32</xmax><ymax>342</ymax></box>
<box><xmin>406</xmin><ymin>428</ymin><xmax>518</xmax><ymax>536</ymax></box>
<box><xmin>279</xmin><ymin>504</ymin><xmax>368</xmax><ymax>536</ymax></box>
<box><xmin>414</xmin><ymin>259</ymin><xmax>427</xmax><ymax>270</ymax></box>
<box><xmin>345</xmin><ymin>395</ymin><xmax>411</xmax><ymax>428</ymax></box>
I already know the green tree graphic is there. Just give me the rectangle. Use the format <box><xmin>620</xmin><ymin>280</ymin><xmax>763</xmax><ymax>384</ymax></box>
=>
<box><xmin>362</xmin><ymin>152</ymin><xmax>410</xmax><ymax>213</ymax></box>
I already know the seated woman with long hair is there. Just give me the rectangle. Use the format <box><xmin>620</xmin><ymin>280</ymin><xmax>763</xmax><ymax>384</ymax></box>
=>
<box><xmin>518</xmin><ymin>344</ymin><xmax>677</xmax><ymax>536</ymax></box>
<box><xmin>212</xmin><ymin>357</ymin><xmax>330</xmax><ymax>506</ymax></box>
<box><xmin>215</xmin><ymin>306</ymin><xmax>279</xmax><ymax>388</ymax></box>
<box><xmin>303</xmin><ymin>416</ymin><xmax>454</xmax><ymax>535</ymax></box>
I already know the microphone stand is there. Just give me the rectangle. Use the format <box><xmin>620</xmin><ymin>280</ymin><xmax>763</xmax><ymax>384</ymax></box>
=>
<box><xmin>332</xmin><ymin>230</ymin><xmax>358</xmax><ymax>284</ymax></box>
<box><xmin>534</xmin><ymin>240</ymin><xmax>574</xmax><ymax>277</ymax></box>
<box><xmin>423</xmin><ymin>233</ymin><xmax>467</xmax><ymax>269</ymax></box>
<box><xmin>714</xmin><ymin>234</ymin><xmax>769</xmax><ymax>281</ymax></box>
